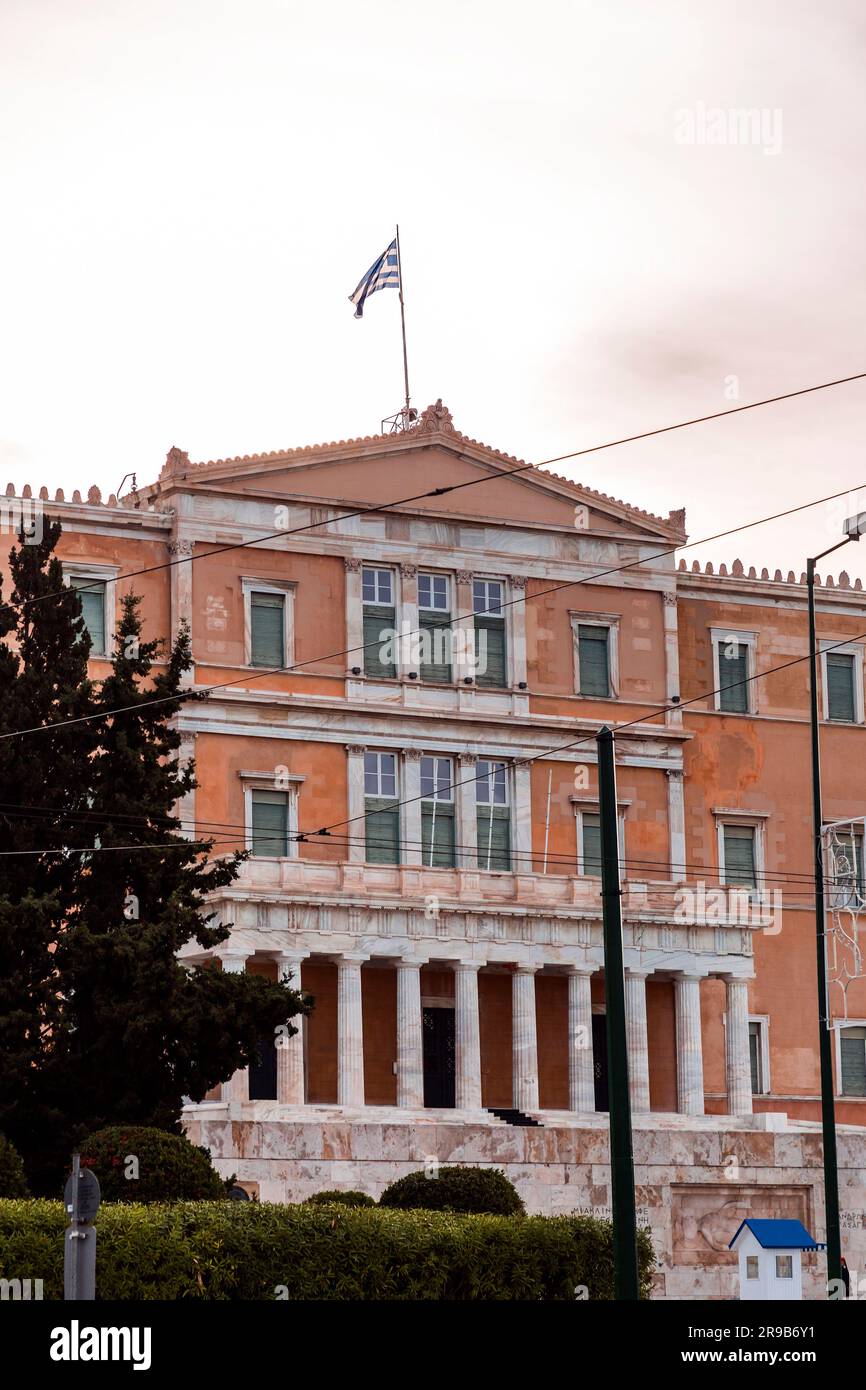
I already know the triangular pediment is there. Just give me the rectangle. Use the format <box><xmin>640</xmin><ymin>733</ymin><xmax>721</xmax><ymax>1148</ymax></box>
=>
<box><xmin>146</xmin><ymin>405</ymin><xmax>685</xmax><ymax>543</ymax></box>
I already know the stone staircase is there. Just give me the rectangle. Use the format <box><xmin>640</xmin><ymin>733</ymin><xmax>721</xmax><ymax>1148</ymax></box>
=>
<box><xmin>486</xmin><ymin>1106</ymin><xmax>543</xmax><ymax>1128</ymax></box>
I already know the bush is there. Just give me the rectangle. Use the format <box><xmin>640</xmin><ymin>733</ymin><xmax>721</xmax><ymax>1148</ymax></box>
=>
<box><xmin>379</xmin><ymin>1165</ymin><xmax>524</xmax><ymax>1216</ymax></box>
<box><xmin>0</xmin><ymin>1199</ymin><xmax>656</xmax><ymax>1299</ymax></box>
<box><xmin>79</xmin><ymin>1126</ymin><xmax>225</xmax><ymax>1203</ymax></box>
<box><xmin>304</xmin><ymin>1190</ymin><xmax>375</xmax><ymax>1208</ymax></box>
<box><xmin>0</xmin><ymin>1135</ymin><xmax>28</xmax><ymax>1198</ymax></box>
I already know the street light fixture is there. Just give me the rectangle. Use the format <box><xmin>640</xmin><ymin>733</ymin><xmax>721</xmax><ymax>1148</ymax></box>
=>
<box><xmin>806</xmin><ymin>512</ymin><xmax>864</xmax><ymax>1295</ymax></box>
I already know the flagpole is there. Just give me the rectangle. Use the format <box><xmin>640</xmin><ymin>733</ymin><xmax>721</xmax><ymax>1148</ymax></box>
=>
<box><xmin>395</xmin><ymin>223</ymin><xmax>411</xmax><ymax>423</ymax></box>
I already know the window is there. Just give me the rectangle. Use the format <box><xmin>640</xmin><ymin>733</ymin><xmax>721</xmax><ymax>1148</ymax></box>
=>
<box><xmin>577</xmin><ymin>625</ymin><xmax>611</xmax><ymax>698</ymax></box>
<box><xmin>362</xmin><ymin>568</ymin><xmax>396</xmax><ymax>679</ymax></box>
<box><xmin>829</xmin><ymin>829</ymin><xmax>864</xmax><ymax>910</ymax></box>
<box><xmin>475</xmin><ymin>759</ymin><xmax>510</xmax><ymax>870</ymax></box>
<box><xmin>68</xmin><ymin>576</ymin><xmax>107</xmax><ymax>655</ymax></box>
<box><xmin>418</xmin><ymin>573</ymin><xmax>452</xmax><ymax>683</ymax></box>
<box><xmin>749</xmin><ymin>1021</ymin><xmax>763</xmax><ymax>1093</ymax></box>
<box><xmin>250</xmin><ymin>789</ymin><xmax>288</xmax><ymax>857</ymax></box>
<box><xmin>364</xmin><ymin>751</ymin><xmax>400</xmax><ymax>864</ymax></box>
<box><xmin>746</xmin><ymin>1256</ymin><xmax>759</xmax><ymax>1280</ymax></box>
<box><xmin>722</xmin><ymin>824</ymin><xmax>757</xmax><ymax>890</ymax></box>
<box><xmin>718</xmin><ymin>642</ymin><xmax>749</xmax><ymax>713</ymax></box>
<box><xmin>827</xmin><ymin>652</ymin><xmax>856</xmax><ymax>722</ymax></box>
<box><xmin>250</xmin><ymin>591</ymin><xmax>286</xmax><ymax>667</ymax></box>
<box><xmin>775</xmin><ymin>1255</ymin><xmax>793</xmax><ymax>1280</ymax></box>
<box><xmin>840</xmin><ymin>1026</ymin><xmax>866</xmax><ymax>1097</ymax></box>
<box><xmin>420</xmin><ymin>755</ymin><xmax>455</xmax><ymax>867</ymax></box>
<box><xmin>581</xmin><ymin>812</ymin><xmax>602</xmax><ymax>877</ymax></box>
<box><xmin>473</xmin><ymin>579</ymin><xmax>507</xmax><ymax>688</ymax></box>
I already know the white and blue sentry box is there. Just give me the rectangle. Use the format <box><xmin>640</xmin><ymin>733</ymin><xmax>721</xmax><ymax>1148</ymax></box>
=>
<box><xmin>729</xmin><ymin>1219</ymin><xmax>824</xmax><ymax>1300</ymax></box>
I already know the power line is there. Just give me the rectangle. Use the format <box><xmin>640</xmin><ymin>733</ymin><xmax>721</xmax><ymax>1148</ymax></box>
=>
<box><xmin>0</xmin><ymin>483</ymin><xmax>858</xmax><ymax>744</ymax></box>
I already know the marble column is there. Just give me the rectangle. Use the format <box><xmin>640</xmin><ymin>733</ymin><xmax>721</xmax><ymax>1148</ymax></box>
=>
<box><xmin>510</xmin><ymin>575</ymin><xmax>528</xmax><ymax>688</ymax></box>
<box><xmin>337</xmin><ymin>954</ymin><xmax>367</xmax><ymax>1107</ymax></box>
<box><xmin>512</xmin><ymin>965</ymin><xmax>539</xmax><ymax>1112</ymax></box>
<box><xmin>567</xmin><ymin>967</ymin><xmax>596</xmax><ymax>1113</ymax></box>
<box><xmin>624</xmin><ymin>969</ymin><xmax>651</xmax><ymax>1111</ymax></box>
<box><xmin>725</xmin><ymin>976</ymin><xmax>753</xmax><ymax>1115</ymax></box>
<box><xmin>666</xmin><ymin>768</ymin><xmax>686</xmax><ymax>881</ymax></box>
<box><xmin>675</xmin><ymin>973</ymin><xmax>705</xmax><ymax>1115</ymax></box>
<box><xmin>396</xmin><ymin>959</ymin><xmax>425</xmax><ymax>1108</ymax></box>
<box><xmin>402</xmin><ymin>750</ymin><xmax>423</xmax><ymax>866</ymax></box>
<box><xmin>345</xmin><ymin>745</ymin><xmax>367</xmax><ymax>864</ymax></box>
<box><xmin>456</xmin><ymin>752</ymin><xmax>478</xmax><ymax>870</ymax></box>
<box><xmin>454</xmin><ymin>962</ymin><xmax>482</xmax><ymax>1110</ymax></box>
<box><xmin>276</xmin><ymin>952</ymin><xmax>308</xmax><ymax>1107</ymax></box>
<box><xmin>398</xmin><ymin>563</ymin><xmax>419</xmax><ymax>681</ymax></box>
<box><xmin>220</xmin><ymin>952</ymin><xmax>249</xmax><ymax>1104</ymax></box>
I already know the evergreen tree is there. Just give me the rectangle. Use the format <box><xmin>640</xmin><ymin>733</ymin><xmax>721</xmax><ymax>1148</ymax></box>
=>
<box><xmin>0</xmin><ymin>522</ymin><xmax>306</xmax><ymax>1189</ymax></box>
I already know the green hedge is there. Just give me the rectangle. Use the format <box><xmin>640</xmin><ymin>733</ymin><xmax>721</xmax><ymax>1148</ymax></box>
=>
<box><xmin>79</xmin><ymin>1126</ymin><xmax>226</xmax><ymax>1203</ymax></box>
<box><xmin>0</xmin><ymin>1199</ymin><xmax>655</xmax><ymax>1300</ymax></box>
<box><xmin>304</xmin><ymin>1190</ymin><xmax>376</xmax><ymax>1208</ymax></box>
<box><xmin>379</xmin><ymin>1165</ymin><xmax>524</xmax><ymax>1216</ymax></box>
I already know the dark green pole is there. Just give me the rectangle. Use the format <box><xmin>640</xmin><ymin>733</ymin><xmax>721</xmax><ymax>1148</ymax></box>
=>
<box><xmin>807</xmin><ymin>553</ymin><xmax>844</xmax><ymax>1292</ymax></box>
<box><xmin>597</xmin><ymin>725</ymin><xmax>639</xmax><ymax>1300</ymax></box>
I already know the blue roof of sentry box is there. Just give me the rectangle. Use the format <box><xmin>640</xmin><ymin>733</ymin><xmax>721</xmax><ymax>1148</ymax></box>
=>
<box><xmin>728</xmin><ymin>1219</ymin><xmax>824</xmax><ymax>1251</ymax></box>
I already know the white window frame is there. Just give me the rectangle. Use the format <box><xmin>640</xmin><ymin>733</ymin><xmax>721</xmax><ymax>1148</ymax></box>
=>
<box><xmin>715</xmin><ymin>812</ymin><xmax>768</xmax><ymax>897</ymax></box>
<box><xmin>472</xmin><ymin>575</ymin><xmax>511</xmax><ymax>687</ymax></box>
<box><xmin>711</xmin><ymin>627</ymin><xmax>757</xmax><ymax>715</ymax></box>
<box><xmin>475</xmin><ymin>758</ymin><xmax>512</xmax><ymax>872</ymax></box>
<box><xmin>362</xmin><ymin>566</ymin><xmax>396</xmax><ymax>607</ymax></box>
<box><xmin>364</xmin><ymin>750</ymin><xmax>399</xmax><ymax>799</ymax></box>
<box><xmin>748</xmin><ymin>1014</ymin><xmax>771</xmax><ymax>1095</ymax></box>
<box><xmin>820</xmin><ymin>640</ymin><xmax>865</xmax><ymax>724</ymax></box>
<box><xmin>475</xmin><ymin>758</ymin><xmax>509</xmax><ymax>807</ymax></box>
<box><xmin>242</xmin><ymin>577</ymin><xmax>296</xmax><ymax>670</ymax></box>
<box><xmin>420</xmin><ymin>754</ymin><xmax>454</xmax><ymax>801</ymax></box>
<box><xmin>418</xmin><ymin>572</ymin><xmax>451</xmax><ymax>614</ymax></box>
<box><xmin>834</xmin><ymin>1019</ymin><xmax>866</xmax><ymax>1098</ymax></box>
<box><xmin>63</xmin><ymin>563</ymin><xmax>118</xmax><ymax>658</ymax></box>
<box><xmin>570</xmin><ymin>612</ymin><xmax>620</xmax><ymax>699</ymax></box>
<box><xmin>240</xmin><ymin>769</ymin><xmax>304</xmax><ymax>858</ymax></box>
<box><xmin>572</xmin><ymin>800</ymin><xmax>626</xmax><ymax>877</ymax></box>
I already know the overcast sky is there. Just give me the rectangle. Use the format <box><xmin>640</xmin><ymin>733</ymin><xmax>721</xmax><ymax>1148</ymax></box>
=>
<box><xmin>2</xmin><ymin>0</ymin><xmax>866</xmax><ymax>578</ymax></box>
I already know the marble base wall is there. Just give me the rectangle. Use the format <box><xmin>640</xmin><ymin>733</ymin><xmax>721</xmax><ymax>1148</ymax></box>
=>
<box><xmin>182</xmin><ymin>1111</ymin><xmax>866</xmax><ymax>1300</ymax></box>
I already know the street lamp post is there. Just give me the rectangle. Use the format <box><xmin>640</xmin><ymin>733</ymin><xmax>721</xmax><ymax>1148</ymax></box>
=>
<box><xmin>807</xmin><ymin>511</ymin><xmax>865</xmax><ymax>1294</ymax></box>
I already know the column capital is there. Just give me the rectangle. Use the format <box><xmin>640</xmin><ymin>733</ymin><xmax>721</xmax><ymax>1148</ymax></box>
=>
<box><xmin>220</xmin><ymin>952</ymin><xmax>249</xmax><ymax>972</ymax></box>
<box><xmin>454</xmin><ymin>959</ymin><xmax>482</xmax><ymax>973</ymax></box>
<box><xmin>665</xmin><ymin>767</ymin><xmax>684</xmax><ymax>780</ymax></box>
<box><xmin>513</xmin><ymin>962</ymin><xmax>540</xmax><ymax>975</ymax></box>
<box><xmin>457</xmin><ymin>751</ymin><xmax>477</xmax><ymax>766</ymax></box>
<box><xmin>456</xmin><ymin>570</ymin><xmax>473</xmax><ymax>584</ymax></box>
<box><xmin>345</xmin><ymin>744</ymin><xmax>366</xmax><ymax>756</ymax></box>
<box><xmin>396</xmin><ymin>955</ymin><xmax>427</xmax><ymax>969</ymax></box>
<box><xmin>510</xmin><ymin>575</ymin><xmax>528</xmax><ymax>589</ymax></box>
<box><xmin>625</xmin><ymin>967</ymin><xmax>650</xmax><ymax>980</ymax></box>
<box><xmin>344</xmin><ymin>557</ymin><xmax>363</xmax><ymax>572</ymax></box>
<box><xmin>399</xmin><ymin>563</ymin><xmax>417</xmax><ymax>578</ymax></box>
<box><xmin>564</xmin><ymin>962</ymin><xmax>596</xmax><ymax>977</ymax></box>
<box><xmin>404</xmin><ymin>748</ymin><xmax>423</xmax><ymax>761</ymax></box>
<box><xmin>337</xmin><ymin>952</ymin><xmax>370</xmax><ymax>965</ymax></box>
<box><xmin>276</xmin><ymin>949</ymin><xmax>309</xmax><ymax>968</ymax></box>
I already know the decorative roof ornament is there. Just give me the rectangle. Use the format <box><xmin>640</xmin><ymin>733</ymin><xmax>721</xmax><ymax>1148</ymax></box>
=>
<box><xmin>413</xmin><ymin>399</ymin><xmax>456</xmax><ymax>435</ymax></box>
<box><xmin>161</xmin><ymin>446</ymin><xmax>190</xmax><ymax>478</ymax></box>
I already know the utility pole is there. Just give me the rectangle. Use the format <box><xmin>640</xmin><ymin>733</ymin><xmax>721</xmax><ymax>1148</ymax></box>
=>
<box><xmin>597</xmin><ymin>725</ymin><xmax>640</xmax><ymax>1300</ymax></box>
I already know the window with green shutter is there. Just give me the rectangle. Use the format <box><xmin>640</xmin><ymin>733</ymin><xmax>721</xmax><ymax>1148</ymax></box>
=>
<box><xmin>723</xmin><ymin>824</ymin><xmax>757</xmax><ymax>889</ymax></box>
<box><xmin>363</xmin><ymin>568</ymin><xmax>396</xmax><ymax>679</ymax></box>
<box><xmin>581</xmin><ymin>812</ymin><xmax>603</xmax><ymax>877</ymax></box>
<box><xmin>473</xmin><ymin>579</ymin><xmax>506</xmax><ymax>688</ymax></box>
<box><xmin>421</xmin><ymin>754</ymin><xmax>455</xmax><ymax>865</ymax></box>
<box><xmin>718</xmin><ymin>641</ymin><xmax>749</xmax><ymax>713</ymax></box>
<box><xmin>749</xmin><ymin>1021</ymin><xmax>762</xmax><ymax>1092</ymax></box>
<box><xmin>251</xmin><ymin>789</ymin><xmax>289</xmax><ymax>857</ymax></box>
<box><xmin>364</xmin><ymin>751</ymin><xmax>400</xmax><ymax>864</ymax></box>
<box><xmin>69</xmin><ymin>577</ymin><xmax>107</xmax><ymax>655</ymax></box>
<box><xmin>841</xmin><ymin>1028</ymin><xmax>866</xmax><ymax>1096</ymax></box>
<box><xmin>827</xmin><ymin>652</ymin><xmax>856</xmax><ymax>722</ymax></box>
<box><xmin>475</xmin><ymin>759</ymin><xmax>510</xmax><ymax>870</ymax></box>
<box><xmin>577</xmin><ymin>625</ymin><xmax>610</xmax><ymax>697</ymax></box>
<box><xmin>250</xmin><ymin>590</ymin><xmax>286</xmax><ymax>668</ymax></box>
<box><xmin>419</xmin><ymin>573</ymin><xmax>452</xmax><ymax>683</ymax></box>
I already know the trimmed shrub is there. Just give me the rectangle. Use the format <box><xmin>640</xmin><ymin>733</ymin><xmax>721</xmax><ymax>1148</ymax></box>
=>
<box><xmin>0</xmin><ymin>1135</ymin><xmax>28</xmax><ymax>1198</ymax></box>
<box><xmin>304</xmin><ymin>1190</ymin><xmax>376</xmax><ymax>1208</ymax></box>
<box><xmin>79</xmin><ymin>1126</ymin><xmax>225</xmax><ymax>1203</ymax></box>
<box><xmin>379</xmin><ymin>1165</ymin><xmax>524</xmax><ymax>1216</ymax></box>
<box><xmin>0</xmin><ymin>1199</ymin><xmax>656</xmax><ymax>1300</ymax></box>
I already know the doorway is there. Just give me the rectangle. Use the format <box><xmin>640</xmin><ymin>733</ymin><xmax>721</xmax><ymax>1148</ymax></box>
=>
<box><xmin>423</xmin><ymin>1006</ymin><xmax>456</xmax><ymax>1107</ymax></box>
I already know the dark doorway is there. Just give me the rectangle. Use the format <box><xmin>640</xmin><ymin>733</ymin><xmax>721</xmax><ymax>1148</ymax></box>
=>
<box><xmin>248</xmin><ymin>1034</ymin><xmax>278</xmax><ymax>1100</ymax></box>
<box><xmin>592</xmin><ymin>1014</ymin><xmax>609</xmax><ymax>1112</ymax></box>
<box><xmin>423</xmin><ymin>1007</ymin><xmax>456</xmax><ymax>1107</ymax></box>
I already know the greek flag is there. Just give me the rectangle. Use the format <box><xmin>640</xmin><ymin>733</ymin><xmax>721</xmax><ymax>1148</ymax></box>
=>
<box><xmin>348</xmin><ymin>239</ymin><xmax>400</xmax><ymax>318</ymax></box>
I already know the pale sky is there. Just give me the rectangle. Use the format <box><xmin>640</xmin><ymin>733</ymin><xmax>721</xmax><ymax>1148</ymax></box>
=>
<box><xmin>2</xmin><ymin>0</ymin><xmax>866</xmax><ymax>578</ymax></box>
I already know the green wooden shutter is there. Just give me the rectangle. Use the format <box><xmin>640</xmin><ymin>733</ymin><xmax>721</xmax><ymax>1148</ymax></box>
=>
<box><xmin>421</xmin><ymin>805</ymin><xmax>455</xmax><ymax>866</ymax></box>
<box><xmin>251</xmin><ymin>790</ymin><xmax>288</xmax><ymax>856</ymax></box>
<box><xmin>578</xmin><ymin>626</ymin><xmax>610</xmax><ymax>697</ymax></box>
<box><xmin>841</xmin><ymin>1033</ymin><xmax>866</xmax><ymax>1096</ymax></box>
<box><xmin>363</xmin><ymin>604</ymin><xmax>396</xmax><ymax>679</ymax></box>
<box><xmin>365</xmin><ymin>797</ymin><xmax>400</xmax><ymax>863</ymax></box>
<box><xmin>582</xmin><ymin>814</ymin><xmax>602</xmax><ymax>877</ymax></box>
<box><xmin>70</xmin><ymin>578</ymin><xmax>106</xmax><ymax>654</ymax></box>
<box><xmin>250</xmin><ymin>591</ymin><xmax>285</xmax><ymax>667</ymax></box>
<box><xmin>476</xmin><ymin>806</ymin><xmax>511</xmax><ymax>870</ymax></box>
<box><xmin>474</xmin><ymin>618</ymin><xmax>506</xmax><ymax>687</ymax></box>
<box><xmin>827</xmin><ymin>652</ymin><xmax>856</xmax><ymax>722</ymax></box>
<box><xmin>749</xmin><ymin>1024</ymin><xmax>760</xmax><ymax>1092</ymax></box>
<box><xmin>420</xmin><ymin>612</ymin><xmax>452</xmax><ymax>683</ymax></box>
<box><xmin>724</xmin><ymin>825</ymin><xmax>756</xmax><ymax>887</ymax></box>
<box><xmin>719</xmin><ymin>643</ymin><xmax>748</xmax><ymax>712</ymax></box>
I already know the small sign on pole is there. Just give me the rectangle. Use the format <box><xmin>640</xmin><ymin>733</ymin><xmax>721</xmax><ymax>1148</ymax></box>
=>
<box><xmin>63</xmin><ymin>1154</ymin><xmax>100</xmax><ymax>1301</ymax></box>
